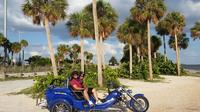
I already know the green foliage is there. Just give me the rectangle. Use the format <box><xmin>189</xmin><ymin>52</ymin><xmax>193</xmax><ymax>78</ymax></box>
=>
<box><xmin>103</xmin><ymin>67</ymin><xmax>120</xmax><ymax>88</ymax></box>
<box><xmin>85</xmin><ymin>64</ymin><xmax>97</xmax><ymax>73</ymax></box>
<box><xmin>118</xmin><ymin>63</ymin><xmax>129</xmax><ymax>78</ymax></box>
<box><xmin>84</xmin><ymin>67</ymin><xmax>120</xmax><ymax>88</ymax></box>
<box><xmin>118</xmin><ymin>53</ymin><xmax>187</xmax><ymax>79</ymax></box>
<box><xmin>30</xmin><ymin>66</ymin><xmax>120</xmax><ymax>99</ymax></box>
<box><xmin>169</xmin><ymin>33</ymin><xmax>189</xmax><ymax>51</ymax></box>
<box><xmin>131</xmin><ymin>61</ymin><xmax>149</xmax><ymax>80</ymax></box>
<box><xmin>153</xmin><ymin>53</ymin><xmax>186</xmax><ymax>75</ymax></box>
<box><xmin>32</xmin><ymin>74</ymin><xmax>66</xmax><ymax>98</ymax></box>
<box><xmin>152</xmin><ymin>54</ymin><xmax>177</xmax><ymax>75</ymax></box>
<box><xmin>108</xmin><ymin>56</ymin><xmax>118</xmax><ymax>66</ymax></box>
<box><xmin>27</xmin><ymin>55</ymin><xmax>51</xmax><ymax>66</ymax></box>
<box><xmin>83</xmin><ymin>72</ymin><xmax>98</xmax><ymax>88</ymax></box>
<box><xmin>191</xmin><ymin>22</ymin><xmax>200</xmax><ymax>39</ymax></box>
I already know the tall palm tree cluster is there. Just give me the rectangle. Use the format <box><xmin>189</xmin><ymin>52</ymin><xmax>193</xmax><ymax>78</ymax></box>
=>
<box><xmin>67</xmin><ymin>0</ymin><xmax>118</xmax><ymax>86</ymax></box>
<box><xmin>20</xmin><ymin>0</ymin><xmax>198</xmax><ymax>86</ymax></box>
<box><xmin>55</xmin><ymin>44</ymin><xmax>93</xmax><ymax>68</ymax></box>
<box><xmin>117</xmin><ymin>0</ymin><xmax>190</xmax><ymax>78</ymax></box>
<box><xmin>0</xmin><ymin>33</ymin><xmax>28</xmax><ymax>65</ymax></box>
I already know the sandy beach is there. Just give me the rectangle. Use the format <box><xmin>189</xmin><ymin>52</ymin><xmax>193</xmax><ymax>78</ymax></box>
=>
<box><xmin>0</xmin><ymin>75</ymin><xmax>200</xmax><ymax>112</ymax></box>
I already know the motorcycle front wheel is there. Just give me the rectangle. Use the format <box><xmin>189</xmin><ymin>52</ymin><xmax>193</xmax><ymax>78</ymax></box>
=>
<box><xmin>129</xmin><ymin>96</ymin><xmax>149</xmax><ymax>112</ymax></box>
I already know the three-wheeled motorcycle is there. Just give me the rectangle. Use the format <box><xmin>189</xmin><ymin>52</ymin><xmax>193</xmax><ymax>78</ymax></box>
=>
<box><xmin>45</xmin><ymin>79</ymin><xmax>149</xmax><ymax>112</ymax></box>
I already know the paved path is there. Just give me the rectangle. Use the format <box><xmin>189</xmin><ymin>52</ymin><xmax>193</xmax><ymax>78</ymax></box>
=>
<box><xmin>0</xmin><ymin>80</ymin><xmax>48</xmax><ymax>112</ymax></box>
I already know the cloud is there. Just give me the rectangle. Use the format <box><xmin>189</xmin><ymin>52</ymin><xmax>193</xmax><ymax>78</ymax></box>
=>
<box><xmin>58</xmin><ymin>39</ymin><xmax>90</xmax><ymax>46</ymax></box>
<box><xmin>165</xmin><ymin>0</ymin><xmax>200</xmax><ymax>31</ymax></box>
<box><xmin>30</xmin><ymin>51</ymin><xmax>41</xmax><ymax>56</ymax></box>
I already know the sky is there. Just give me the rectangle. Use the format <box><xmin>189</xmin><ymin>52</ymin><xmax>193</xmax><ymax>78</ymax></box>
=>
<box><xmin>0</xmin><ymin>0</ymin><xmax>200</xmax><ymax>64</ymax></box>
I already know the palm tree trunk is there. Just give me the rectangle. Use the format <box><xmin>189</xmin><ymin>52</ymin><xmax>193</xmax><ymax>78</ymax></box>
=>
<box><xmin>136</xmin><ymin>46</ymin><xmax>140</xmax><ymax>62</ymax></box>
<box><xmin>175</xmin><ymin>33</ymin><xmax>180</xmax><ymax>76</ymax></box>
<box><xmin>22</xmin><ymin>49</ymin><xmax>24</xmax><ymax>65</ymax></box>
<box><xmin>44</xmin><ymin>17</ymin><xmax>58</xmax><ymax>76</ymax></box>
<box><xmin>57</xmin><ymin>60</ymin><xmax>60</xmax><ymax>68</ymax></box>
<box><xmin>19</xmin><ymin>52</ymin><xmax>21</xmax><ymax>65</ymax></box>
<box><xmin>11</xmin><ymin>51</ymin><xmax>13</xmax><ymax>66</ymax></box>
<box><xmin>92</xmin><ymin>0</ymin><xmax>102</xmax><ymax>87</ymax></box>
<box><xmin>141</xmin><ymin>56</ymin><xmax>144</xmax><ymax>62</ymax></box>
<box><xmin>22</xmin><ymin>49</ymin><xmax>24</xmax><ymax>70</ymax></box>
<box><xmin>129</xmin><ymin>44</ymin><xmax>132</xmax><ymax>76</ymax></box>
<box><xmin>163</xmin><ymin>35</ymin><xmax>167</xmax><ymax>62</ymax></box>
<box><xmin>154</xmin><ymin>52</ymin><xmax>157</xmax><ymax>58</ymax></box>
<box><xmin>3</xmin><ymin>47</ymin><xmax>7</xmax><ymax>66</ymax></box>
<box><xmin>100</xmin><ymin>34</ymin><xmax>105</xmax><ymax>69</ymax></box>
<box><xmin>147</xmin><ymin>19</ymin><xmax>153</xmax><ymax>80</ymax></box>
<box><xmin>80</xmin><ymin>38</ymin><xmax>84</xmax><ymax>72</ymax></box>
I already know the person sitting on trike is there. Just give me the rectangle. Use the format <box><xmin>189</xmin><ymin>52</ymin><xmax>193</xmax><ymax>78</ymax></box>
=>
<box><xmin>69</xmin><ymin>71</ymin><xmax>101</xmax><ymax>106</ymax></box>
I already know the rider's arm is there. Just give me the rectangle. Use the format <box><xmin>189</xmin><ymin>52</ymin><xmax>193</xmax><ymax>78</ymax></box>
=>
<box><xmin>72</xmin><ymin>84</ymin><xmax>84</xmax><ymax>91</ymax></box>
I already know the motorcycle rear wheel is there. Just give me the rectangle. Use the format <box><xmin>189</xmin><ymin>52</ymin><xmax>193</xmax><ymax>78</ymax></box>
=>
<box><xmin>51</xmin><ymin>101</ymin><xmax>72</xmax><ymax>112</ymax></box>
<box><xmin>129</xmin><ymin>96</ymin><xmax>149</xmax><ymax>112</ymax></box>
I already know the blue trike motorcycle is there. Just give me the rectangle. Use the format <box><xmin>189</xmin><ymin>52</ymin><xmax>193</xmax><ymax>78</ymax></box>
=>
<box><xmin>45</xmin><ymin>79</ymin><xmax>149</xmax><ymax>112</ymax></box>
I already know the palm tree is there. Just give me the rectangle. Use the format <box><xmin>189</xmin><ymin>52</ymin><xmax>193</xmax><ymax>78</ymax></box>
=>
<box><xmin>84</xmin><ymin>51</ymin><xmax>93</xmax><ymax>65</ymax></box>
<box><xmin>0</xmin><ymin>33</ymin><xmax>6</xmax><ymax>49</ymax></box>
<box><xmin>156</xmin><ymin>19</ymin><xmax>169</xmax><ymax>61</ymax></box>
<box><xmin>11</xmin><ymin>42</ymin><xmax>21</xmax><ymax>65</ymax></box>
<box><xmin>131</xmin><ymin>0</ymin><xmax>167</xmax><ymax>80</ymax></box>
<box><xmin>151</xmin><ymin>35</ymin><xmax>162</xmax><ymax>58</ymax></box>
<box><xmin>117</xmin><ymin>18</ymin><xmax>144</xmax><ymax>75</ymax></box>
<box><xmin>84</xmin><ymin>0</ymin><xmax>118</xmax><ymax>69</ymax></box>
<box><xmin>57</xmin><ymin>44</ymin><xmax>70</xmax><ymax>67</ymax></box>
<box><xmin>109</xmin><ymin>56</ymin><xmax>118</xmax><ymax>66</ymax></box>
<box><xmin>8</xmin><ymin>42</ymin><xmax>14</xmax><ymax>66</ymax></box>
<box><xmin>0</xmin><ymin>33</ymin><xmax>10</xmax><ymax>65</ymax></box>
<box><xmin>70</xmin><ymin>44</ymin><xmax>81</xmax><ymax>65</ymax></box>
<box><xmin>191</xmin><ymin>22</ymin><xmax>200</xmax><ymax>39</ymax></box>
<box><xmin>169</xmin><ymin>33</ymin><xmax>189</xmax><ymax>50</ymax></box>
<box><xmin>22</xmin><ymin>0</ymin><xmax>68</xmax><ymax>76</ymax></box>
<box><xmin>164</xmin><ymin>12</ymin><xmax>185</xmax><ymax>76</ymax></box>
<box><xmin>20</xmin><ymin>40</ymin><xmax>28</xmax><ymax>65</ymax></box>
<box><xmin>92</xmin><ymin>0</ymin><xmax>102</xmax><ymax>86</ymax></box>
<box><xmin>168</xmin><ymin>33</ymin><xmax>189</xmax><ymax>67</ymax></box>
<box><xmin>67</xmin><ymin>11</ymin><xmax>91</xmax><ymax>72</ymax></box>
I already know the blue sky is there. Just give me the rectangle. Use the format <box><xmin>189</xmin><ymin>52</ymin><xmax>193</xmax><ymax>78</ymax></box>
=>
<box><xmin>0</xmin><ymin>0</ymin><xmax>200</xmax><ymax>64</ymax></box>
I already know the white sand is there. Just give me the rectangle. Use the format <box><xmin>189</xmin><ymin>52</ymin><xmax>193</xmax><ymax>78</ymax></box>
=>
<box><xmin>119</xmin><ymin>75</ymin><xmax>200</xmax><ymax>112</ymax></box>
<box><xmin>0</xmin><ymin>80</ymin><xmax>48</xmax><ymax>112</ymax></box>
<box><xmin>0</xmin><ymin>75</ymin><xmax>200</xmax><ymax>112</ymax></box>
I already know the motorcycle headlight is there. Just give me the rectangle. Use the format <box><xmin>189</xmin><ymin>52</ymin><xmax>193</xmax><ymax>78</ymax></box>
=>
<box><xmin>117</xmin><ymin>87</ymin><xmax>123</xmax><ymax>92</ymax></box>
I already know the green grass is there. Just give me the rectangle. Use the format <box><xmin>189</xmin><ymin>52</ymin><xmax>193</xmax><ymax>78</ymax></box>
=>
<box><xmin>8</xmin><ymin>87</ymin><xmax>33</xmax><ymax>95</ymax></box>
<box><xmin>0</xmin><ymin>76</ymin><xmax>33</xmax><ymax>82</ymax></box>
<box><xmin>143</xmin><ymin>75</ymin><xmax>167</xmax><ymax>83</ymax></box>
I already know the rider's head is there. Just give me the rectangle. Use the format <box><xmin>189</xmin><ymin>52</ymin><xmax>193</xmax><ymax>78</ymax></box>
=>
<box><xmin>71</xmin><ymin>71</ymin><xmax>78</xmax><ymax>79</ymax></box>
<box><xmin>79</xmin><ymin>71</ymin><xmax>85</xmax><ymax>80</ymax></box>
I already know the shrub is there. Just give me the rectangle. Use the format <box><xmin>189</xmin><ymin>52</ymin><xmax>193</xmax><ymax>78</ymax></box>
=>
<box><xmin>83</xmin><ymin>72</ymin><xmax>98</xmax><ymax>88</ymax></box>
<box><xmin>119</xmin><ymin>61</ymin><xmax>159</xmax><ymax>80</ymax></box>
<box><xmin>152</xmin><ymin>53</ymin><xmax>186</xmax><ymax>75</ymax></box>
<box><xmin>31</xmin><ymin>67</ymin><xmax>120</xmax><ymax>99</ymax></box>
<box><xmin>103</xmin><ymin>67</ymin><xmax>120</xmax><ymax>88</ymax></box>
<box><xmin>131</xmin><ymin>61</ymin><xmax>148</xmax><ymax>80</ymax></box>
<box><xmin>32</xmin><ymin>73</ymin><xmax>66</xmax><ymax>98</ymax></box>
<box><xmin>118</xmin><ymin>63</ymin><xmax>129</xmax><ymax>78</ymax></box>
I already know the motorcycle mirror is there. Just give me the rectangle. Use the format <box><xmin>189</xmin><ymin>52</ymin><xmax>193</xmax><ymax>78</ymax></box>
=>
<box><xmin>127</xmin><ymin>89</ymin><xmax>132</xmax><ymax>94</ymax></box>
